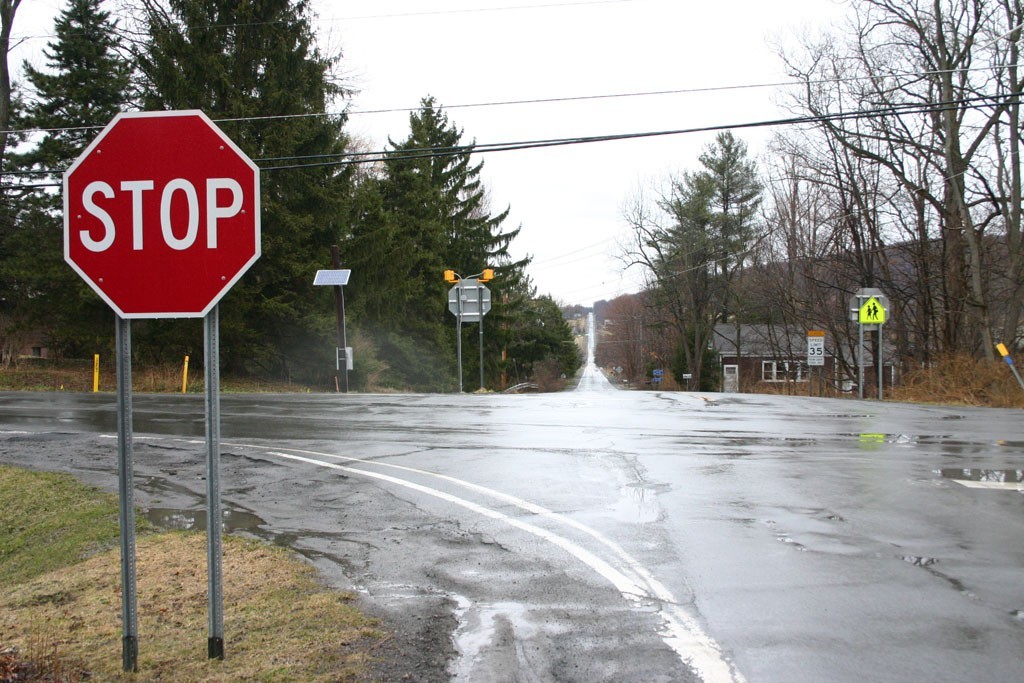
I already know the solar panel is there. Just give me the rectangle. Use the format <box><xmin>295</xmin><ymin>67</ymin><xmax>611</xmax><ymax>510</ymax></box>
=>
<box><xmin>313</xmin><ymin>269</ymin><xmax>351</xmax><ymax>286</ymax></box>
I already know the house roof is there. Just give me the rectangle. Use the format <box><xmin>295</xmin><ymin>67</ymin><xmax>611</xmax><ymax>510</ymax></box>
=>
<box><xmin>712</xmin><ymin>324</ymin><xmax>808</xmax><ymax>358</ymax></box>
<box><xmin>712</xmin><ymin>323</ymin><xmax>895</xmax><ymax>363</ymax></box>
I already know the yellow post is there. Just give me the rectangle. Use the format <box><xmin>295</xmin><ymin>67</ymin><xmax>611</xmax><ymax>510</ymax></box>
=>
<box><xmin>182</xmin><ymin>355</ymin><xmax>190</xmax><ymax>393</ymax></box>
<box><xmin>93</xmin><ymin>354</ymin><xmax>100</xmax><ymax>392</ymax></box>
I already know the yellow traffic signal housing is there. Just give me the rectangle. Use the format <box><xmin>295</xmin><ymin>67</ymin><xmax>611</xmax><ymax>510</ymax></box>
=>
<box><xmin>480</xmin><ymin>268</ymin><xmax>495</xmax><ymax>282</ymax></box>
<box><xmin>444</xmin><ymin>269</ymin><xmax>458</xmax><ymax>283</ymax></box>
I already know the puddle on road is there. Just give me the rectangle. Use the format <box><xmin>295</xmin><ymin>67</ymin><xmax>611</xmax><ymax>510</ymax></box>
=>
<box><xmin>608</xmin><ymin>482</ymin><xmax>669</xmax><ymax>524</ymax></box>
<box><xmin>145</xmin><ymin>506</ymin><xmax>266</xmax><ymax>533</ymax></box>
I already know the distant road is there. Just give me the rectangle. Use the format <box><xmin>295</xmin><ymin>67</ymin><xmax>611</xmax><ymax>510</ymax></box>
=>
<box><xmin>2</xmin><ymin>383</ymin><xmax>1024</xmax><ymax>682</ymax></box>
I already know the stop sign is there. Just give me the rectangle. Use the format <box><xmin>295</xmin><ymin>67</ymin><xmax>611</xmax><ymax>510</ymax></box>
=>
<box><xmin>64</xmin><ymin>110</ymin><xmax>260</xmax><ymax>318</ymax></box>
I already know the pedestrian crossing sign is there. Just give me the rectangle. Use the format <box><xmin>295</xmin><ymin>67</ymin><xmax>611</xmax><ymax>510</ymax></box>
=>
<box><xmin>858</xmin><ymin>296</ymin><xmax>887</xmax><ymax>324</ymax></box>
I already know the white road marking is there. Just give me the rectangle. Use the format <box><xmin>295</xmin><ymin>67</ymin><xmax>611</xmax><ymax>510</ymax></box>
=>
<box><xmin>951</xmin><ymin>479</ymin><xmax>1024</xmax><ymax>491</ymax></box>
<box><xmin>244</xmin><ymin>444</ymin><xmax>745</xmax><ymax>683</ymax></box>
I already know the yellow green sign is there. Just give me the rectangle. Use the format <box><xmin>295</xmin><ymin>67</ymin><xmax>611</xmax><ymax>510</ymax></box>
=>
<box><xmin>859</xmin><ymin>296</ymin><xmax>887</xmax><ymax>324</ymax></box>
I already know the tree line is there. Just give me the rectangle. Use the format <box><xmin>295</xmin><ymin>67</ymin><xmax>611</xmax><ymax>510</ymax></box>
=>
<box><xmin>0</xmin><ymin>0</ymin><xmax>580</xmax><ymax>391</ymax></box>
<box><xmin>604</xmin><ymin>0</ymin><xmax>1024</xmax><ymax>392</ymax></box>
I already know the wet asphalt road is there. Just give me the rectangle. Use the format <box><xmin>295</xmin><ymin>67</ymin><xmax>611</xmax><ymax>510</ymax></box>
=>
<box><xmin>2</xmin><ymin>367</ymin><xmax>1024</xmax><ymax>682</ymax></box>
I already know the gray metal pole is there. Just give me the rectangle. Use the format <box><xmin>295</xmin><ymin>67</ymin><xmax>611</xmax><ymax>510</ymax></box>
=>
<box><xmin>456</xmin><ymin>287</ymin><xmax>463</xmax><ymax>393</ymax></box>
<box><xmin>478</xmin><ymin>285</ymin><xmax>485</xmax><ymax>391</ymax></box>
<box><xmin>1007</xmin><ymin>359</ymin><xmax>1024</xmax><ymax>393</ymax></box>
<box><xmin>877</xmin><ymin>323</ymin><xmax>884</xmax><ymax>401</ymax></box>
<box><xmin>858</xmin><ymin>321</ymin><xmax>864</xmax><ymax>400</ymax></box>
<box><xmin>331</xmin><ymin>245</ymin><xmax>348</xmax><ymax>393</ymax></box>
<box><xmin>340</xmin><ymin>285</ymin><xmax>349</xmax><ymax>392</ymax></box>
<box><xmin>115</xmin><ymin>316</ymin><xmax>138</xmax><ymax>673</ymax></box>
<box><xmin>204</xmin><ymin>306</ymin><xmax>225</xmax><ymax>660</ymax></box>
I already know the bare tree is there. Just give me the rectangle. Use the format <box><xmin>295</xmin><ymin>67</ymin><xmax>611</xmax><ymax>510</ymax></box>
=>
<box><xmin>781</xmin><ymin>0</ymin><xmax>1018</xmax><ymax>360</ymax></box>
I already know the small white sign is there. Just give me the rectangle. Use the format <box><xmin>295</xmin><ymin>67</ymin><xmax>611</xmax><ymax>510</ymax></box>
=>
<box><xmin>807</xmin><ymin>335</ymin><xmax>825</xmax><ymax>366</ymax></box>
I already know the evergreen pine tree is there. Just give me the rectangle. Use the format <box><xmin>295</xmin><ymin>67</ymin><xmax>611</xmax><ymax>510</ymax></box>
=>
<box><xmin>138</xmin><ymin>0</ymin><xmax>352</xmax><ymax>381</ymax></box>
<box><xmin>344</xmin><ymin>97</ymin><xmax>530</xmax><ymax>390</ymax></box>
<box><xmin>20</xmin><ymin>0</ymin><xmax>131</xmax><ymax>175</ymax></box>
<box><xmin>0</xmin><ymin>0</ymin><xmax>131</xmax><ymax>360</ymax></box>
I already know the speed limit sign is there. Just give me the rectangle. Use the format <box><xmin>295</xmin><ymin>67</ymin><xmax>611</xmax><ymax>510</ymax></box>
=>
<box><xmin>807</xmin><ymin>330</ymin><xmax>825</xmax><ymax>366</ymax></box>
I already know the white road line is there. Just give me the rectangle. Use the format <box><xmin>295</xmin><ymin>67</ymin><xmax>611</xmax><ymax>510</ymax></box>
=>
<box><xmin>246</xmin><ymin>444</ymin><xmax>745</xmax><ymax>683</ymax></box>
<box><xmin>951</xmin><ymin>479</ymin><xmax>1024</xmax><ymax>491</ymax></box>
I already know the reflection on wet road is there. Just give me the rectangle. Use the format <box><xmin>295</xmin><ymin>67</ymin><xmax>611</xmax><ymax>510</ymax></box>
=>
<box><xmin>2</xmin><ymin>352</ymin><xmax>1024</xmax><ymax>680</ymax></box>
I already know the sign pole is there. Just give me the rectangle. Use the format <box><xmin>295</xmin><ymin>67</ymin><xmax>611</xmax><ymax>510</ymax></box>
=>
<box><xmin>456</xmin><ymin>289</ymin><xmax>464</xmax><ymax>393</ymax></box>
<box><xmin>446</xmin><ymin>273</ymin><xmax>491</xmax><ymax>393</ymax></box>
<box><xmin>996</xmin><ymin>343</ymin><xmax>1024</xmax><ymax>393</ymax></box>
<box><xmin>855</xmin><ymin>292</ymin><xmax>889</xmax><ymax>400</ymax></box>
<box><xmin>115</xmin><ymin>317</ymin><xmax>139</xmax><ymax>672</ymax></box>
<box><xmin>478</xmin><ymin>285</ymin><xmax>485</xmax><ymax>391</ymax></box>
<box><xmin>204</xmin><ymin>305</ymin><xmax>225</xmax><ymax>660</ymax></box>
<box><xmin>877</xmin><ymin>323</ymin><xmax>884</xmax><ymax>401</ymax></box>
<box><xmin>64</xmin><ymin>110</ymin><xmax>261</xmax><ymax>671</ymax></box>
<box><xmin>858</xmin><ymin>319</ymin><xmax>864</xmax><ymax>400</ymax></box>
<box><xmin>330</xmin><ymin>246</ymin><xmax>349</xmax><ymax>393</ymax></box>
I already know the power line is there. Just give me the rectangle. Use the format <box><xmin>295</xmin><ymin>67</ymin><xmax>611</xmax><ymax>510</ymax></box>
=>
<box><xmin>316</xmin><ymin>0</ymin><xmax>640</xmax><ymax>23</ymax></box>
<box><xmin>6</xmin><ymin>92</ymin><xmax>1016</xmax><ymax>188</ymax></box>
<box><xmin>10</xmin><ymin>0</ymin><xmax>641</xmax><ymax>42</ymax></box>
<box><xmin>530</xmin><ymin>237</ymin><xmax>617</xmax><ymax>266</ymax></box>
<box><xmin>256</xmin><ymin>92</ymin><xmax>1017</xmax><ymax>171</ymax></box>
<box><xmin>4</xmin><ymin>63</ymin><xmax>1015</xmax><ymax>140</ymax></box>
<box><xmin>342</xmin><ymin>64</ymin><xmax>1019</xmax><ymax>118</ymax></box>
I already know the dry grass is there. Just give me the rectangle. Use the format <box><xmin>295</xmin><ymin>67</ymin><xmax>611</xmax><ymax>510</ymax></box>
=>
<box><xmin>890</xmin><ymin>354</ymin><xmax>1024</xmax><ymax>408</ymax></box>
<box><xmin>0</xmin><ymin>533</ymin><xmax>382</xmax><ymax>682</ymax></box>
<box><xmin>737</xmin><ymin>355</ymin><xmax>1024</xmax><ymax>408</ymax></box>
<box><xmin>0</xmin><ymin>360</ymin><xmax>315</xmax><ymax>394</ymax></box>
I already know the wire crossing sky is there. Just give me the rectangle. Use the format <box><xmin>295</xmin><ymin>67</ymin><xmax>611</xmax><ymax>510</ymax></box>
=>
<box><xmin>15</xmin><ymin>0</ymin><xmax>849</xmax><ymax>305</ymax></box>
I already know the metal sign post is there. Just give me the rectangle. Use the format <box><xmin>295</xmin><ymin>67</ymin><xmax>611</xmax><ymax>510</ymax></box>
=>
<box><xmin>478</xmin><ymin>286</ymin><xmax>485</xmax><ymax>391</ymax></box>
<box><xmin>313</xmin><ymin>262</ymin><xmax>352</xmax><ymax>393</ymax></box>
<box><xmin>996</xmin><ymin>343</ymin><xmax>1024</xmax><ymax>393</ymax></box>
<box><xmin>204</xmin><ymin>305</ymin><xmax>225</xmax><ymax>660</ymax></box>
<box><xmin>63</xmin><ymin>109</ymin><xmax>261</xmax><ymax>670</ymax></box>
<box><xmin>115</xmin><ymin>317</ymin><xmax>138</xmax><ymax>672</ymax></box>
<box><xmin>446</xmin><ymin>270</ymin><xmax>493</xmax><ymax>393</ymax></box>
<box><xmin>807</xmin><ymin>331</ymin><xmax>825</xmax><ymax>397</ymax></box>
<box><xmin>878</xmin><ymin>322</ymin><xmax>884</xmax><ymax>401</ymax></box>
<box><xmin>456</xmin><ymin>290</ymin><xmax>464</xmax><ymax>392</ymax></box>
<box><xmin>851</xmin><ymin>289</ymin><xmax>889</xmax><ymax>400</ymax></box>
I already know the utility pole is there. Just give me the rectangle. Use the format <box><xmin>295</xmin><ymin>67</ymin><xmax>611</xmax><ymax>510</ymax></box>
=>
<box><xmin>331</xmin><ymin>246</ymin><xmax>349</xmax><ymax>393</ymax></box>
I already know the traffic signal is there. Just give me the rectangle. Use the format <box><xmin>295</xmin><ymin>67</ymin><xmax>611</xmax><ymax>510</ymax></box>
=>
<box><xmin>444</xmin><ymin>269</ymin><xmax>458</xmax><ymax>283</ymax></box>
<box><xmin>480</xmin><ymin>268</ymin><xmax>494</xmax><ymax>282</ymax></box>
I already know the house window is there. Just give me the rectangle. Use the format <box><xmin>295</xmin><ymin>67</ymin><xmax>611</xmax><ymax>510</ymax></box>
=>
<box><xmin>31</xmin><ymin>347</ymin><xmax>43</xmax><ymax>358</ymax></box>
<box><xmin>762</xmin><ymin>360</ymin><xmax>808</xmax><ymax>382</ymax></box>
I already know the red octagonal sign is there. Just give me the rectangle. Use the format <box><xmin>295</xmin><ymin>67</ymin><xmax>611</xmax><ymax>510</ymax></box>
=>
<box><xmin>64</xmin><ymin>110</ymin><xmax>261</xmax><ymax>318</ymax></box>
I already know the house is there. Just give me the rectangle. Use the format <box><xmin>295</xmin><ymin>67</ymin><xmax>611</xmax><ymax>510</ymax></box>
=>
<box><xmin>712</xmin><ymin>324</ymin><xmax>822</xmax><ymax>391</ymax></box>
<box><xmin>0</xmin><ymin>326</ymin><xmax>50</xmax><ymax>366</ymax></box>
<box><xmin>711</xmin><ymin>323</ymin><xmax>895</xmax><ymax>394</ymax></box>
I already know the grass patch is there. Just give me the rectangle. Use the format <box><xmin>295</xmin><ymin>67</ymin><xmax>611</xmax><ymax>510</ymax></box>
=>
<box><xmin>0</xmin><ymin>466</ymin><xmax>384</xmax><ymax>682</ymax></box>
<box><xmin>0</xmin><ymin>466</ymin><xmax>122</xmax><ymax>588</ymax></box>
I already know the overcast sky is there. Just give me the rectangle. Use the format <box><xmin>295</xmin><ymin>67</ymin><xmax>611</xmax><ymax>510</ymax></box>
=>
<box><xmin>16</xmin><ymin>0</ymin><xmax>846</xmax><ymax>307</ymax></box>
